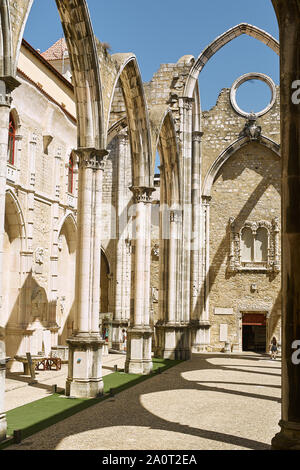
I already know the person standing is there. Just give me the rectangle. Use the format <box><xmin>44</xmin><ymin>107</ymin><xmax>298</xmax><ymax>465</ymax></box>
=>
<box><xmin>270</xmin><ymin>336</ymin><xmax>278</xmax><ymax>360</ymax></box>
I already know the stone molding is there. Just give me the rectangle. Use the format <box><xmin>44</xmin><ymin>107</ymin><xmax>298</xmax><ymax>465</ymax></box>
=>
<box><xmin>229</xmin><ymin>216</ymin><xmax>280</xmax><ymax>273</ymax></box>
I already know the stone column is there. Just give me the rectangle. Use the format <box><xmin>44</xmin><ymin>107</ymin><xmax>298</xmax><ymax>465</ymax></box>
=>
<box><xmin>195</xmin><ymin>195</ymin><xmax>211</xmax><ymax>349</ymax></box>
<box><xmin>179</xmin><ymin>97</ymin><xmax>194</xmax><ymax>325</ymax></box>
<box><xmin>271</xmin><ymin>1</ymin><xmax>300</xmax><ymax>450</ymax></box>
<box><xmin>161</xmin><ymin>209</ymin><xmax>182</xmax><ymax>359</ymax></box>
<box><xmin>0</xmin><ymin>76</ymin><xmax>20</xmax><ymax>441</ymax></box>
<box><xmin>125</xmin><ymin>186</ymin><xmax>154</xmax><ymax>374</ymax></box>
<box><xmin>190</xmin><ymin>130</ymin><xmax>210</xmax><ymax>351</ymax></box>
<box><xmin>66</xmin><ymin>148</ymin><xmax>107</xmax><ymax>398</ymax></box>
<box><xmin>112</xmin><ymin>131</ymin><xmax>129</xmax><ymax>349</ymax></box>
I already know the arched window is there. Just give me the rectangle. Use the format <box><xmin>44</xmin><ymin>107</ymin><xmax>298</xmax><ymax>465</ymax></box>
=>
<box><xmin>229</xmin><ymin>218</ymin><xmax>279</xmax><ymax>273</ymax></box>
<box><xmin>68</xmin><ymin>154</ymin><xmax>74</xmax><ymax>194</ymax></box>
<box><xmin>241</xmin><ymin>227</ymin><xmax>253</xmax><ymax>262</ymax></box>
<box><xmin>255</xmin><ymin>227</ymin><xmax>268</xmax><ymax>262</ymax></box>
<box><xmin>8</xmin><ymin>114</ymin><xmax>16</xmax><ymax>165</ymax></box>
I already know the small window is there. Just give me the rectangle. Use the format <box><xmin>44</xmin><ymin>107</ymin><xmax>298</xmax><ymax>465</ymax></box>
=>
<box><xmin>8</xmin><ymin>114</ymin><xmax>16</xmax><ymax>165</ymax></box>
<box><xmin>68</xmin><ymin>154</ymin><xmax>74</xmax><ymax>194</ymax></box>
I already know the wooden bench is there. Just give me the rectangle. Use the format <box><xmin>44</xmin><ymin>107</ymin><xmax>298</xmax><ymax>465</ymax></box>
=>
<box><xmin>35</xmin><ymin>357</ymin><xmax>61</xmax><ymax>371</ymax></box>
<box><xmin>14</xmin><ymin>355</ymin><xmax>44</xmax><ymax>375</ymax></box>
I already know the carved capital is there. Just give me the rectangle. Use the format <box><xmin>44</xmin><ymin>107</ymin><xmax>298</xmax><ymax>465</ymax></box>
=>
<box><xmin>202</xmin><ymin>195</ymin><xmax>211</xmax><ymax>207</ymax></box>
<box><xmin>181</xmin><ymin>96</ymin><xmax>194</xmax><ymax>111</ymax></box>
<box><xmin>192</xmin><ymin>131</ymin><xmax>204</xmax><ymax>142</ymax></box>
<box><xmin>0</xmin><ymin>77</ymin><xmax>20</xmax><ymax>107</ymax></box>
<box><xmin>75</xmin><ymin>147</ymin><xmax>109</xmax><ymax>171</ymax></box>
<box><xmin>130</xmin><ymin>186</ymin><xmax>155</xmax><ymax>203</ymax></box>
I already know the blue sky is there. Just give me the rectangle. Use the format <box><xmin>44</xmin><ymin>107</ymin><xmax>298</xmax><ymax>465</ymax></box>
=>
<box><xmin>24</xmin><ymin>0</ymin><xmax>279</xmax><ymax>112</ymax></box>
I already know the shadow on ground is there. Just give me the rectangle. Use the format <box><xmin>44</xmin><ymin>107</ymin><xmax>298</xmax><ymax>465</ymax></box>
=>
<box><xmin>5</xmin><ymin>353</ymin><xmax>281</xmax><ymax>451</ymax></box>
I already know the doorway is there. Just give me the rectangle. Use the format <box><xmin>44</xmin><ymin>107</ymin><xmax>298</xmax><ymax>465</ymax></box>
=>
<box><xmin>242</xmin><ymin>313</ymin><xmax>267</xmax><ymax>352</ymax></box>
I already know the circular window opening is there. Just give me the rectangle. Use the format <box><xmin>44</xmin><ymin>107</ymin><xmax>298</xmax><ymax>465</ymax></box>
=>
<box><xmin>236</xmin><ymin>79</ymin><xmax>272</xmax><ymax>115</ymax></box>
<box><xmin>230</xmin><ymin>73</ymin><xmax>276</xmax><ymax>118</ymax></box>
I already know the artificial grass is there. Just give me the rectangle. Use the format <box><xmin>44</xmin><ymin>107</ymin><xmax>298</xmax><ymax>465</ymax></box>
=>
<box><xmin>0</xmin><ymin>357</ymin><xmax>182</xmax><ymax>449</ymax></box>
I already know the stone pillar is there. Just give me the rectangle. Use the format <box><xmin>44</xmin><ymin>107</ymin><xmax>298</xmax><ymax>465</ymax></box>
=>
<box><xmin>179</xmin><ymin>97</ymin><xmax>194</xmax><ymax>325</ymax></box>
<box><xmin>161</xmin><ymin>209</ymin><xmax>183</xmax><ymax>359</ymax></box>
<box><xmin>66</xmin><ymin>148</ymin><xmax>108</xmax><ymax>398</ymax></box>
<box><xmin>48</xmin><ymin>147</ymin><xmax>62</xmax><ymax>338</ymax></box>
<box><xmin>112</xmin><ymin>131</ymin><xmax>129</xmax><ymax>349</ymax></box>
<box><xmin>125</xmin><ymin>186</ymin><xmax>154</xmax><ymax>374</ymax></box>
<box><xmin>271</xmin><ymin>1</ymin><xmax>300</xmax><ymax>450</ymax></box>
<box><xmin>191</xmin><ymin>131</ymin><xmax>202</xmax><ymax>320</ymax></box>
<box><xmin>0</xmin><ymin>77</ymin><xmax>20</xmax><ymax>441</ymax></box>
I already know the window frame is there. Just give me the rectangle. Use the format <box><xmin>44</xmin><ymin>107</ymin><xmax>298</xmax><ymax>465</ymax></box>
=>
<box><xmin>229</xmin><ymin>217</ymin><xmax>280</xmax><ymax>273</ymax></box>
<box><xmin>7</xmin><ymin>114</ymin><xmax>16</xmax><ymax>166</ymax></box>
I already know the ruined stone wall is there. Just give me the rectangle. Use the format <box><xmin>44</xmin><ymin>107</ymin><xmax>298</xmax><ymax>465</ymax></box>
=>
<box><xmin>202</xmin><ymin>86</ymin><xmax>281</xmax><ymax>352</ymax></box>
<box><xmin>201</xmin><ymin>87</ymin><xmax>280</xmax><ymax>188</ymax></box>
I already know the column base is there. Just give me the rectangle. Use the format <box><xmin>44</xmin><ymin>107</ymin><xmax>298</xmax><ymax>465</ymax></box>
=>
<box><xmin>125</xmin><ymin>327</ymin><xmax>153</xmax><ymax>375</ymax></box>
<box><xmin>191</xmin><ymin>321</ymin><xmax>211</xmax><ymax>353</ymax></box>
<box><xmin>111</xmin><ymin>320</ymin><xmax>128</xmax><ymax>351</ymax></box>
<box><xmin>155</xmin><ymin>323</ymin><xmax>191</xmax><ymax>360</ymax></box>
<box><xmin>65</xmin><ymin>334</ymin><xmax>105</xmax><ymax>398</ymax></box>
<box><xmin>272</xmin><ymin>420</ymin><xmax>300</xmax><ymax>450</ymax></box>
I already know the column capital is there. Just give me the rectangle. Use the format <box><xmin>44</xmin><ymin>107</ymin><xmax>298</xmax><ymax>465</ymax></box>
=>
<box><xmin>202</xmin><ymin>195</ymin><xmax>211</xmax><ymax>206</ymax></box>
<box><xmin>129</xmin><ymin>186</ymin><xmax>155</xmax><ymax>203</ymax></box>
<box><xmin>0</xmin><ymin>76</ymin><xmax>21</xmax><ymax>107</ymax></box>
<box><xmin>192</xmin><ymin>131</ymin><xmax>204</xmax><ymax>142</ymax></box>
<box><xmin>74</xmin><ymin>147</ymin><xmax>109</xmax><ymax>170</ymax></box>
<box><xmin>180</xmin><ymin>96</ymin><xmax>194</xmax><ymax>110</ymax></box>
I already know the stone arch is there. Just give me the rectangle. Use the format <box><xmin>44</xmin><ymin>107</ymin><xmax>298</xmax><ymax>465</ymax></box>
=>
<box><xmin>56</xmin><ymin>212</ymin><xmax>77</xmax><ymax>344</ymax></box>
<box><xmin>184</xmin><ymin>23</ymin><xmax>280</xmax><ymax>98</ymax></box>
<box><xmin>0</xmin><ymin>0</ymin><xmax>14</xmax><ymax>77</ymax></box>
<box><xmin>107</xmin><ymin>117</ymin><xmax>128</xmax><ymax>145</ymax></box>
<box><xmin>107</xmin><ymin>54</ymin><xmax>153</xmax><ymax>187</ymax></box>
<box><xmin>9</xmin><ymin>107</ymin><xmax>21</xmax><ymax>131</ymax></box>
<box><xmin>202</xmin><ymin>135</ymin><xmax>280</xmax><ymax>198</ymax></box>
<box><xmin>57</xmin><ymin>212</ymin><xmax>77</xmax><ymax>253</ymax></box>
<box><xmin>9</xmin><ymin>0</ymin><xmax>105</xmax><ymax>149</ymax></box>
<box><xmin>149</xmin><ymin>106</ymin><xmax>180</xmax><ymax>206</ymax></box>
<box><xmin>4</xmin><ymin>189</ymin><xmax>26</xmax><ymax>250</ymax></box>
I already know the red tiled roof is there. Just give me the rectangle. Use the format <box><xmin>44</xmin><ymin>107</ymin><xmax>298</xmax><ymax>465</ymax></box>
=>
<box><xmin>41</xmin><ymin>38</ymin><xmax>68</xmax><ymax>61</ymax></box>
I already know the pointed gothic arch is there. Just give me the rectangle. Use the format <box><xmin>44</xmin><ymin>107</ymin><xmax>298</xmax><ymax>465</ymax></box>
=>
<box><xmin>202</xmin><ymin>135</ymin><xmax>280</xmax><ymax>198</ymax></box>
<box><xmin>107</xmin><ymin>54</ymin><xmax>153</xmax><ymax>187</ymax></box>
<box><xmin>9</xmin><ymin>0</ymin><xmax>105</xmax><ymax>149</ymax></box>
<box><xmin>185</xmin><ymin>23</ymin><xmax>280</xmax><ymax>98</ymax></box>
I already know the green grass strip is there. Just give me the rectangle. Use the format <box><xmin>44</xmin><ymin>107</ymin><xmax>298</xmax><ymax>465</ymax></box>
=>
<box><xmin>0</xmin><ymin>357</ymin><xmax>181</xmax><ymax>449</ymax></box>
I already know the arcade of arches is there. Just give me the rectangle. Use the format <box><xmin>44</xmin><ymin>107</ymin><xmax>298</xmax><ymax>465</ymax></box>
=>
<box><xmin>0</xmin><ymin>0</ymin><xmax>299</xmax><ymax>450</ymax></box>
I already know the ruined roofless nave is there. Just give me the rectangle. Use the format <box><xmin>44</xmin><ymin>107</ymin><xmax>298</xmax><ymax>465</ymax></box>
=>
<box><xmin>0</xmin><ymin>0</ymin><xmax>300</xmax><ymax>450</ymax></box>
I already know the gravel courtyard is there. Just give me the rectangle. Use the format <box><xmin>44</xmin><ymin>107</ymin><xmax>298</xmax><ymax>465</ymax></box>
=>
<box><xmin>6</xmin><ymin>352</ymin><xmax>281</xmax><ymax>450</ymax></box>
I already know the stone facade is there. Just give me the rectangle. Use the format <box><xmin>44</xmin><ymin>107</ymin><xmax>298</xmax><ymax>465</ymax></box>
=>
<box><xmin>0</xmin><ymin>0</ymin><xmax>299</xmax><ymax>448</ymax></box>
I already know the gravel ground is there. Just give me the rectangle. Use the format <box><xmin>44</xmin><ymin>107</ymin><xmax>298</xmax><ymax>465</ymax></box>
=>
<box><xmin>5</xmin><ymin>352</ymin><xmax>281</xmax><ymax>450</ymax></box>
